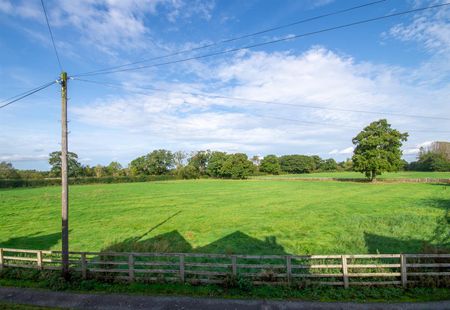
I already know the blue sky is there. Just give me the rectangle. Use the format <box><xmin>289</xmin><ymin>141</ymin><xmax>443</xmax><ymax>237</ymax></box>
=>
<box><xmin>0</xmin><ymin>0</ymin><xmax>449</xmax><ymax>170</ymax></box>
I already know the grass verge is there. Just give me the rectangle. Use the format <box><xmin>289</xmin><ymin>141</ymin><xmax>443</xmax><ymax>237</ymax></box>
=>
<box><xmin>0</xmin><ymin>269</ymin><xmax>449</xmax><ymax>303</ymax></box>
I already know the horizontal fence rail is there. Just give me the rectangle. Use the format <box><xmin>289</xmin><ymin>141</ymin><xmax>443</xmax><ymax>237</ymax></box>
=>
<box><xmin>0</xmin><ymin>248</ymin><xmax>449</xmax><ymax>288</ymax></box>
<box><xmin>253</xmin><ymin>177</ymin><xmax>450</xmax><ymax>184</ymax></box>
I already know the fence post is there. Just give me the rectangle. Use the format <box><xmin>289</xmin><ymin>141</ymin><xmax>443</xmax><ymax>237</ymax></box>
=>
<box><xmin>231</xmin><ymin>255</ymin><xmax>237</xmax><ymax>277</ymax></box>
<box><xmin>81</xmin><ymin>253</ymin><xmax>87</xmax><ymax>279</ymax></box>
<box><xmin>342</xmin><ymin>255</ymin><xmax>349</xmax><ymax>289</ymax></box>
<box><xmin>0</xmin><ymin>248</ymin><xmax>3</xmax><ymax>270</ymax></box>
<box><xmin>37</xmin><ymin>251</ymin><xmax>43</xmax><ymax>270</ymax></box>
<box><xmin>286</xmin><ymin>256</ymin><xmax>292</xmax><ymax>284</ymax></box>
<box><xmin>179</xmin><ymin>254</ymin><xmax>185</xmax><ymax>283</ymax></box>
<box><xmin>128</xmin><ymin>254</ymin><xmax>134</xmax><ymax>282</ymax></box>
<box><xmin>401</xmin><ymin>254</ymin><xmax>407</xmax><ymax>288</ymax></box>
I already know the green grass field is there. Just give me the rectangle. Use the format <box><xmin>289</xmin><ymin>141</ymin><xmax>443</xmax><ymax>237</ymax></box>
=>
<box><xmin>0</xmin><ymin>179</ymin><xmax>448</xmax><ymax>255</ymax></box>
<box><xmin>252</xmin><ymin>171</ymin><xmax>450</xmax><ymax>179</ymax></box>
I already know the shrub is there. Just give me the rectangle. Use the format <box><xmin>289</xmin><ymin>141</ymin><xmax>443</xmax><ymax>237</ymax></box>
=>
<box><xmin>177</xmin><ymin>165</ymin><xmax>200</xmax><ymax>179</ymax></box>
<box><xmin>0</xmin><ymin>175</ymin><xmax>179</xmax><ymax>189</ymax></box>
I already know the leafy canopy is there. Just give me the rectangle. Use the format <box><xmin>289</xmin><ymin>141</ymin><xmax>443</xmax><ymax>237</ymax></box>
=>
<box><xmin>48</xmin><ymin>151</ymin><xmax>82</xmax><ymax>177</ymax></box>
<box><xmin>260</xmin><ymin>155</ymin><xmax>281</xmax><ymax>175</ymax></box>
<box><xmin>352</xmin><ymin>119</ymin><xmax>408</xmax><ymax>180</ymax></box>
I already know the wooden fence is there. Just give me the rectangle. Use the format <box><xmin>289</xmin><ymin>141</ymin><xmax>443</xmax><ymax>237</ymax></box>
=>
<box><xmin>0</xmin><ymin>248</ymin><xmax>449</xmax><ymax>288</ymax></box>
<box><xmin>254</xmin><ymin>177</ymin><xmax>450</xmax><ymax>184</ymax></box>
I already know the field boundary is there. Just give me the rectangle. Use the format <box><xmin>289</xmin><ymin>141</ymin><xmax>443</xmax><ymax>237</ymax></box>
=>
<box><xmin>1</xmin><ymin>248</ymin><xmax>449</xmax><ymax>288</ymax></box>
<box><xmin>253</xmin><ymin>177</ymin><xmax>450</xmax><ymax>183</ymax></box>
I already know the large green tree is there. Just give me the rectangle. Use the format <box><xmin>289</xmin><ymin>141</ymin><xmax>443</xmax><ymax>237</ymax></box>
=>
<box><xmin>188</xmin><ymin>150</ymin><xmax>211</xmax><ymax>175</ymax></box>
<box><xmin>48</xmin><ymin>151</ymin><xmax>82</xmax><ymax>177</ymax></box>
<box><xmin>220</xmin><ymin>153</ymin><xmax>255</xmax><ymax>179</ymax></box>
<box><xmin>279</xmin><ymin>155</ymin><xmax>315</xmax><ymax>174</ymax></box>
<box><xmin>129</xmin><ymin>149</ymin><xmax>174</xmax><ymax>175</ymax></box>
<box><xmin>206</xmin><ymin>151</ymin><xmax>227</xmax><ymax>177</ymax></box>
<box><xmin>352</xmin><ymin>119</ymin><xmax>408</xmax><ymax>181</ymax></box>
<box><xmin>259</xmin><ymin>155</ymin><xmax>281</xmax><ymax>175</ymax></box>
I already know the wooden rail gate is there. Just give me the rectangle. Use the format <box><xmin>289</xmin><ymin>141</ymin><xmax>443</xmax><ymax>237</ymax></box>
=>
<box><xmin>1</xmin><ymin>248</ymin><xmax>449</xmax><ymax>288</ymax></box>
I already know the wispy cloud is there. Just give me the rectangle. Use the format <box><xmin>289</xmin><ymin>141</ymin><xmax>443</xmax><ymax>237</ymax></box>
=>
<box><xmin>388</xmin><ymin>1</ymin><xmax>450</xmax><ymax>55</ymax></box>
<box><xmin>329</xmin><ymin>147</ymin><xmax>354</xmax><ymax>155</ymax></box>
<box><xmin>0</xmin><ymin>154</ymin><xmax>48</xmax><ymax>162</ymax></box>
<box><xmin>0</xmin><ymin>0</ymin><xmax>216</xmax><ymax>56</ymax></box>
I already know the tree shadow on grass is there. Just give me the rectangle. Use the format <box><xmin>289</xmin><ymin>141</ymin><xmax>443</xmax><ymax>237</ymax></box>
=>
<box><xmin>196</xmin><ymin>232</ymin><xmax>286</xmax><ymax>255</ymax></box>
<box><xmin>102</xmin><ymin>230</ymin><xmax>287</xmax><ymax>255</ymax></box>
<box><xmin>0</xmin><ymin>232</ymin><xmax>61</xmax><ymax>250</ymax></box>
<box><xmin>101</xmin><ymin>209</ymin><xmax>287</xmax><ymax>255</ymax></box>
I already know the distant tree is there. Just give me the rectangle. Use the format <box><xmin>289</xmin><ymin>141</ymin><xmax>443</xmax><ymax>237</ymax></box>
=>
<box><xmin>220</xmin><ymin>153</ymin><xmax>255</xmax><ymax>179</ymax></box>
<box><xmin>319</xmin><ymin>158</ymin><xmax>338</xmax><ymax>171</ymax></box>
<box><xmin>259</xmin><ymin>155</ymin><xmax>281</xmax><ymax>175</ymax></box>
<box><xmin>251</xmin><ymin>155</ymin><xmax>261</xmax><ymax>167</ymax></box>
<box><xmin>17</xmin><ymin>169</ymin><xmax>46</xmax><ymax>179</ymax></box>
<box><xmin>338</xmin><ymin>158</ymin><xmax>353</xmax><ymax>171</ymax></box>
<box><xmin>188</xmin><ymin>150</ymin><xmax>211</xmax><ymax>175</ymax></box>
<box><xmin>311</xmin><ymin>155</ymin><xmax>322</xmax><ymax>171</ymax></box>
<box><xmin>352</xmin><ymin>119</ymin><xmax>408</xmax><ymax>181</ymax></box>
<box><xmin>129</xmin><ymin>155</ymin><xmax>146</xmax><ymax>176</ymax></box>
<box><xmin>93</xmin><ymin>165</ymin><xmax>105</xmax><ymax>178</ymax></box>
<box><xmin>106</xmin><ymin>161</ymin><xmax>123</xmax><ymax>176</ymax></box>
<box><xmin>409</xmin><ymin>150</ymin><xmax>450</xmax><ymax>172</ymax></box>
<box><xmin>177</xmin><ymin>165</ymin><xmax>200</xmax><ymax>179</ymax></box>
<box><xmin>206</xmin><ymin>151</ymin><xmax>228</xmax><ymax>177</ymax></box>
<box><xmin>173</xmin><ymin>151</ymin><xmax>187</xmax><ymax>170</ymax></box>
<box><xmin>48</xmin><ymin>151</ymin><xmax>82</xmax><ymax>177</ymax></box>
<box><xmin>279</xmin><ymin>155</ymin><xmax>315</xmax><ymax>174</ymax></box>
<box><xmin>0</xmin><ymin>161</ymin><xmax>20</xmax><ymax>179</ymax></box>
<box><xmin>129</xmin><ymin>149</ymin><xmax>174</xmax><ymax>175</ymax></box>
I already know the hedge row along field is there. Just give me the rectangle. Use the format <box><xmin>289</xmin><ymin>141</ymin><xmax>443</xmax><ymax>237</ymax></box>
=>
<box><xmin>0</xmin><ymin>179</ymin><xmax>448</xmax><ymax>255</ymax></box>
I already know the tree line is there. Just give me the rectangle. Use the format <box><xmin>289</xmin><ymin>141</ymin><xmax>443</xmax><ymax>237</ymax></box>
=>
<box><xmin>1</xmin><ymin>120</ymin><xmax>449</xmax><ymax>182</ymax></box>
<box><xmin>0</xmin><ymin>150</ymin><xmax>351</xmax><ymax>181</ymax></box>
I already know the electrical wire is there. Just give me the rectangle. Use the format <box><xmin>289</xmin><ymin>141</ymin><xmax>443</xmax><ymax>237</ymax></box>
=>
<box><xmin>74</xmin><ymin>0</ymin><xmax>387</xmax><ymax>76</ymax></box>
<box><xmin>73</xmin><ymin>78</ymin><xmax>450</xmax><ymax>121</ymax></box>
<box><xmin>72</xmin><ymin>2</ymin><xmax>450</xmax><ymax>77</ymax></box>
<box><xmin>0</xmin><ymin>81</ymin><xmax>57</xmax><ymax>109</ymax></box>
<box><xmin>40</xmin><ymin>0</ymin><xmax>63</xmax><ymax>71</ymax></box>
<box><xmin>72</xmin><ymin>78</ymin><xmax>450</xmax><ymax>134</ymax></box>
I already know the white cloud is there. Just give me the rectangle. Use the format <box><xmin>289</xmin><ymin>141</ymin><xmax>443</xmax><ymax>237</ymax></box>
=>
<box><xmin>0</xmin><ymin>154</ymin><xmax>48</xmax><ymax>162</ymax></box>
<box><xmin>310</xmin><ymin>0</ymin><xmax>335</xmax><ymax>8</ymax></box>
<box><xmin>388</xmin><ymin>1</ymin><xmax>450</xmax><ymax>55</ymax></box>
<box><xmin>329</xmin><ymin>147</ymin><xmax>354</xmax><ymax>155</ymax></box>
<box><xmin>0</xmin><ymin>0</ymin><xmax>215</xmax><ymax>56</ymax></box>
<box><xmin>68</xmin><ymin>46</ymin><xmax>448</xmax><ymax>162</ymax></box>
<box><xmin>402</xmin><ymin>141</ymin><xmax>435</xmax><ymax>156</ymax></box>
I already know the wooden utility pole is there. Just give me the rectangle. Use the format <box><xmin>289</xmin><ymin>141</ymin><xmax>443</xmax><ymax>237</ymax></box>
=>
<box><xmin>60</xmin><ymin>71</ymin><xmax>69</xmax><ymax>279</ymax></box>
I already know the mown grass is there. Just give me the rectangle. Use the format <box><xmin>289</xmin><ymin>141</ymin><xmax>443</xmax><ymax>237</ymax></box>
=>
<box><xmin>0</xmin><ymin>179</ymin><xmax>448</xmax><ymax>254</ymax></box>
<box><xmin>251</xmin><ymin>171</ymin><xmax>450</xmax><ymax>179</ymax></box>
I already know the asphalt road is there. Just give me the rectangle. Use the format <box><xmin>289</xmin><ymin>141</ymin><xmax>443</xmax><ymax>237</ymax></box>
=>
<box><xmin>0</xmin><ymin>287</ymin><xmax>449</xmax><ymax>310</ymax></box>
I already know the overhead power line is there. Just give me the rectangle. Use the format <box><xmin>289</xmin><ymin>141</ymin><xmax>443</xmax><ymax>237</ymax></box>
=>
<box><xmin>73</xmin><ymin>78</ymin><xmax>450</xmax><ymax>133</ymax></box>
<box><xmin>73</xmin><ymin>2</ymin><xmax>450</xmax><ymax>77</ymax></box>
<box><xmin>40</xmin><ymin>0</ymin><xmax>63</xmax><ymax>71</ymax></box>
<box><xmin>0</xmin><ymin>81</ymin><xmax>57</xmax><ymax>109</ymax></box>
<box><xmin>73</xmin><ymin>78</ymin><xmax>450</xmax><ymax>122</ymax></box>
<box><xmin>251</xmin><ymin>113</ymin><xmax>450</xmax><ymax>134</ymax></box>
<box><xmin>74</xmin><ymin>0</ymin><xmax>387</xmax><ymax>77</ymax></box>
